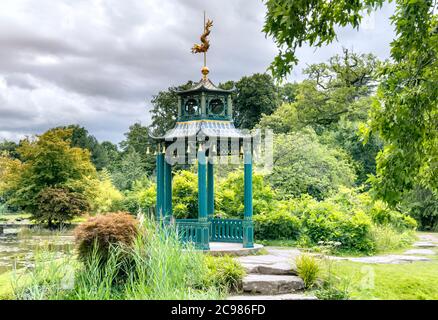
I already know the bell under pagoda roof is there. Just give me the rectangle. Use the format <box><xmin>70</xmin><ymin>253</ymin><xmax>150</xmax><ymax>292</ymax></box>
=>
<box><xmin>154</xmin><ymin>119</ymin><xmax>250</xmax><ymax>142</ymax></box>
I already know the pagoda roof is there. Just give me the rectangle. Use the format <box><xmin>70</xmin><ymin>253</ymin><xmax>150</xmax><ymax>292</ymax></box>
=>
<box><xmin>150</xmin><ymin>120</ymin><xmax>250</xmax><ymax>141</ymax></box>
<box><xmin>177</xmin><ymin>78</ymin><xmax>234</xmax><ymax>95</ymax></box>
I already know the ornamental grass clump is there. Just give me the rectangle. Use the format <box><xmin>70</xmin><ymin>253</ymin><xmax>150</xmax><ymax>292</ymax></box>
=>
<box><xmin>74</xmin><ymin>212</ymin><xmax>138</xmax><ymax>264</ymax></box>
<box><xmin>295</xmin><ymin>254</ymin><xmax>320</xmax><ymax>289</ymax></box>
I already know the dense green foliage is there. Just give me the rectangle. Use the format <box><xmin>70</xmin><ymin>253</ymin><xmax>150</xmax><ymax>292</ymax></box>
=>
<box><xmin>263</xmin><ymin>0</ymin><xmax>384</xmax><ymax>79</ymax></box>
<box><xmin>232</xmin><ymin>73</ymin><xmax>280</xmax><ymax>129</ymax></box>
<box><xmin>254</xmin><ymin>209</ymin><xmax>301</xmax><ymax>240</ymax></box>
<box><xmin>255</xmin><ymin>188</ymin><xmax>416</xmax><ymax>254</ymax></box>
<box><xmin>262</xmin><ymin>0</ymin><xmax>437</xmax><ymax>229</ymax></box>
<box><xmin>0</xmin><ymin>129</ymin><xmax>96</xmax><ymax>222</ymax></box>
<box><xmin>270</xmin><ymin>131</ymin><xmax>356</xmax><ymax>199</ymax></box>
<box><xmin>367</xmin><ymin>1</ymin><xmax>437</xmax><ymax>205</ymax></box>
<box><xmin>68</xmin><ymin>125</ymin><xmax>110</xmax><ymax>170</ymax></box>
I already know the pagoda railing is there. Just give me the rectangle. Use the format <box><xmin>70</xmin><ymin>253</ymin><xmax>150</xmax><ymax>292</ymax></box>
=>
<box><xmin>175</xmin><ymin>219</ymin><xmax>198</xmax><ymax>243</ymax></box>
<box><xmin>175</xmin><ymin>218</ymin><xmax>244</xmax><ymax>244</ymax></box>
<box><xmin>210</xmin><ymin>218</ymin><xmax>243</xmax><ymax>243</ymax></box>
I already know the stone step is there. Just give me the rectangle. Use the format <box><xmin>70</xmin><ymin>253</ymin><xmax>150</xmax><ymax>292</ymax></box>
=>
<box><xmin>413</xmin><ymin>241</ymin><xmax>437</xmax><ymax>248</ymax></box>
<box><xmin>228</xmin><ymin>293</ymin><xmax>317</xmax><ymax>300</ymax></box>
<box><xmin>237</xmin><ymin>255</ymin><xmax>297</xmax><ymax>275</ymax></box>
<box><xmin>242</xmin><ymin>274</ymin><xmax>304</xmax><ymax>295</ymax></box>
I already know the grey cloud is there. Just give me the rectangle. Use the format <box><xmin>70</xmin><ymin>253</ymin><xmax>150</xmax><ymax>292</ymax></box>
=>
<box><xmin>0</xmin><ymin>0</ymin><xmax>396</xmax><ymax>144</ymax></box>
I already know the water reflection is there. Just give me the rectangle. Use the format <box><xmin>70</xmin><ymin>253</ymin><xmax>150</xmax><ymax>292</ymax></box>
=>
<box><xmin>0</xmin><ymin>230</ymin><xmax>74</xmax><ymax>275</ymax></box>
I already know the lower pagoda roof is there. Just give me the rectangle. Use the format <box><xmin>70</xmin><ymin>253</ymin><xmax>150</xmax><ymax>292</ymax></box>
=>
<box><xmin>151</xmin><ymin>120</ymin><xmax>250</xmax><ymax>141</ymax></box>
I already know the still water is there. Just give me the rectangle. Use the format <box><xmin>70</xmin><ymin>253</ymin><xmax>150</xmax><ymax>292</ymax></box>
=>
<box><xmin>0</xmin><ymin>229</ymin><xmax>74</xmax><ymax>275</ymax></box>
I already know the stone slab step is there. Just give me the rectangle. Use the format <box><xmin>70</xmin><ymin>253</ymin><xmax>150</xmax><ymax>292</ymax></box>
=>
<box><xmin>237</xmin><ymin>255</ymin><xmax>297</xmax><ymax>275</ymax></box>
<box><xmin>403</xmin><ymin>249</ymin><xmax>436</xmax><ymax>255</ymax></box>
<box><xmin>228</xmin><ymin>293</ymin><xmax>317</xmax><ymax>300</ymax></box>
<box><xmin>413</xmin><ymin>242</ymin><xmax>437</xmax><ymax>248</ymax></box>
<box><xmin>242</xmin><ymin>274</ymin><xmax>304</xmax><ymax>295</ymax></box>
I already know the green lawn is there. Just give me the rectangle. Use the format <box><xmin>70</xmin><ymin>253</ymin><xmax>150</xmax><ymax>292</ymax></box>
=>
<box><xmin>321</xmin><ymin>254</ymin><xmax>438</xmax><ymax>300</ymax></box>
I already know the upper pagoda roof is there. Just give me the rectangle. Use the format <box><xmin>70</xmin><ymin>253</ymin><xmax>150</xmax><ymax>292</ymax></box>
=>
<box><xmin>177</xmin><ymin>78</ymin><xmax>234</xmax><ymax>95</ymax></box>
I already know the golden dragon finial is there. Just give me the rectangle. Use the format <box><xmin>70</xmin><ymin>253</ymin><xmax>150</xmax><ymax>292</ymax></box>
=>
<box><xmin>192</xmin><ymin>12</ymin><xmax>213</xmax><ymax>79</ymax></box>
<box><xmin>191</xmin><ymin>19</ymin><xmax>213</xmax><ymax>54</ymax></box>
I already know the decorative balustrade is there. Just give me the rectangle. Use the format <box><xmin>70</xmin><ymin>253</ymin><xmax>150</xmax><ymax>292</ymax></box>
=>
<box><xmin>175</xmin><ymin>219</ymin><xmax>198</xmax><ymax>243</ymax></box>
<box><xmin>210</xmin><ymin>218</ymin><xmax>243</xmax><ymax>243</ymax></box>
<box><xmin>175</xmin><ymin>218</ymin><xmax>244</xmax><ymax>244</ymax></box>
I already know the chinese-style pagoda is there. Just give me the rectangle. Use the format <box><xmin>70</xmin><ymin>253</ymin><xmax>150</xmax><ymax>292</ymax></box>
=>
<box><xmin>151</xmin><ymin>13</ymin><xmax>254</xmax><ymax>250</ymax></box>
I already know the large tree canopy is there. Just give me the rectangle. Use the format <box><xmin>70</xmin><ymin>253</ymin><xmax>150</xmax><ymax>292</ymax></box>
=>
<box><xmin>263</xmin><ymin>0</ymin><xmax>385</xmax><ymax>79</ymax></box>
<box><xmin>0</xmin><ymin>128</ymin><xmax>96</xmax><ymax>215</ymax></box>
<box><xmin>367</xmin><ymin>1</ymin><xmax>438</xmax><ymax>204</ymax></box>
<box><xmin>233</xmin><ymin>73</ymin><xmax>280</xmax><ymax>129</ymax></box>
<box><xmin>263</xmin><ymin>0</ymin><xmax>437</xmax><ymax>205</ymax></box>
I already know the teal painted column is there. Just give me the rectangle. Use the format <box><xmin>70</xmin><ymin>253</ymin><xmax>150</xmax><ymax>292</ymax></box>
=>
<box><xmin>196</xmin><ymin>146</ymin><xmax>210</xmax><ymax>250</ymax></box>
<box><xmin>207</xmin><ymin>161</ymin><xmax>214</xmax><ymax>220</ymax></box>
<box><xmin>243</xmin><ymin>148</ymin><xmax>254</xmax><ymax>248</ymax></box>
<box><xmin>156</xmin><ymin>149</ymin><xmax>165</xmax><ymax>221</ymax></box>
<box><xmin>164</xmin><ymin>155</ymin><xmax>172</xmax><ymax>223</ymax></box>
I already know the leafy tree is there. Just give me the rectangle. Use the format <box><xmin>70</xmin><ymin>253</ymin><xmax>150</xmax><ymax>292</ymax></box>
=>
<box><xmin>320</xmin><ymin>120</ymin><xmax>383</xmax><ymax>186</ymax></box>
<box><xmin>85</xmin><ymin>169</ymin><xmax>124</xmax><ymax>214</ymax></box>
<box><xmin>100</xmin><ymin>141</ymin><xmax>121</xmax><ymax>170</ymax></box>
<box><xmin>258</xmin><ymin>102</ymin><xmax>299</xmax><ymax>134</ymax></box>
<box><xmin>35</xmin><ymin>188</ymin><xmax>90</xmax><ymax>227</ymax></box>
<box><xmin>233</xmin><ymin>73</ymin><xmax>280</xmax><ymax>129</ymax></box>
<box><xmin>120</xmin><ymin>123</ymin><xmax>151</xmax><ymax>154</ymax></box>
<box><xmin>259</xmin><ymin>51</ymin><xmax>379</xmax><ymax>132</ymax></box>
<box><xmin>298</xmin><ymin>50</ymin><xmax>379</xmax><ymax>129</ymax></box>
<box><xmin>1</xmin><ymin>128</ymin><xmax>97</xmax><ymax>218</ymax></box>
<box><xmin>280</xmin><ymin>82</ymin><xmax>300</xmax><ymax>103</ymax></box>
<box><xmin>150</xmin><ymin>81</ymin><xmax>195</xmax><ymax>136</ymax></box>
<box><xmin>111</xmin><ymin>149</ymin><xmax>147</xmax><ymax>191</ymax></box>
<box><xmin>400</xmin><ymin>186</ymin><xmax>438</xmax><ymax>231</ymax></box>
<box><xmin>65</xmin><ymin>125</ymin><xmax>110</xmax><ymax>170</ymax></box>
<box><xmin>262</xmin><ymin>0</ymin><xmax>384</xmax><ymax>79</ymax></box>
<box><xmin>0</xmin><ymin>140</ymin><xmax>20</xmax><ymax>159</ymax></box>
<box><xmin>262</xmin><ymin>0</ymin><xmax>437</xmax><ymax>205</ymax></box>
<box><xmin>269</xmin><ymin>130</ymin><xmax>356</xmax><ymax>200</ymax></box>
<box><xmin>367</xmin><ymin>2</ymin><xmax>438</xmax><ymax>204</ymax></box>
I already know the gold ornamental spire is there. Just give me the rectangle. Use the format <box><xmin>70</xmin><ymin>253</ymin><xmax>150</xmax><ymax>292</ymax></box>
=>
<box><xmin>191</xmin><ymin>11</ymin><xmax>213</xmax><ymax>80</ymax></box>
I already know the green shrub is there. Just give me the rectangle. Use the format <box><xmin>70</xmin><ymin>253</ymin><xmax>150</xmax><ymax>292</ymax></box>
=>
<box><xmin>295</xmin><ymin>254</ymin><xmax>320</xmax><ymax>289</ymax></box>
<box><xmin>35</xmin><ymin>188</ymin><xmax>90</xmax><ymax>227</ymax></box>
<box><xmin>172</xmin><ymin>171</ymin><xmax>198</xmax><ymax>219</ymax></box>
<box><xmin>400</xmin><ymin>186</ymin><xmax>438</xmax><ymax>231</ymax></box>
<box><xmin>204</xmin><ymin>256</ymin><xmax>245</xmax><ymax>292</ymax></box>
<box><xmin>369</xmin><ymin>225</ymin><xmax>416</xmax><ymax>253</ymax></box>
<box><xmin>370</xmin><ymin>200</ymin><xmax>417</xmax><ymax>231</ymax></box>
<box><xmin>74</xmin><ymin>212</ymin><xmax>138</xmax><ymax>264</ymax></box>
<box><xmin>122</xmin><ymin>178</ymin><xmax>156</xmax><ymax>214</ymax></box>
<box><xmin>302</xmin><ymin>201</ymin><xmax>374</xmax><ymax>253</ymax></box>
<box><xmin>254</xmin><ymin>211</ymin><xmax>301</xmax><ymax>240</ymax></box>
<box><xmin>217</xmin><ymin>171</ymin><xmax>276</xmax><ymax>218</ymax></box>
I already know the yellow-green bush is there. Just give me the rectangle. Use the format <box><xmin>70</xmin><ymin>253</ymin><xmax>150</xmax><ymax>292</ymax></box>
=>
<box><xmin>296</xmin><ymin>254</ymin><xmax>320</xmax><ymax>289</ymax></box>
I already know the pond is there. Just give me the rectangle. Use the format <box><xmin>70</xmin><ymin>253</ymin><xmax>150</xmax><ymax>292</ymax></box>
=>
<box><xmin>0</xmin><ymin>228</ymin><xmax>74</xmax><ymax>275</ymax></box>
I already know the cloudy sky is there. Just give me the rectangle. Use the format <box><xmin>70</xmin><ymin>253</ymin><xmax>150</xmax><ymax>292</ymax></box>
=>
<box><xmin>0</xmin><ymin>0</ymin><xmax>396</xmax><ymax>144</ymax></box>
